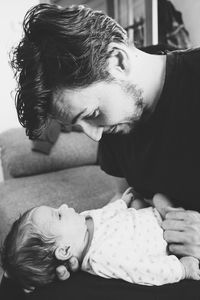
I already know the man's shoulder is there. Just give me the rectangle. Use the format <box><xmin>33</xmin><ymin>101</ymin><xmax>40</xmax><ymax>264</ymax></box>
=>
<box><xmin>169</xmin><ymin>47</ymin><xmax>200</xmax><ymax>58</ymax></box>
<box><xmin>173</xmin><ymin>47</ymin><xmax>200</xmax><ymax>74</ymax></box>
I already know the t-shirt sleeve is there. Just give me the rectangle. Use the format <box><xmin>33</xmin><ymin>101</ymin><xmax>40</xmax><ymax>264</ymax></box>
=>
<box><xmin>98</xmin><ymin>136</ymin><xmax>124</xmax><ymax>177</ymax></box>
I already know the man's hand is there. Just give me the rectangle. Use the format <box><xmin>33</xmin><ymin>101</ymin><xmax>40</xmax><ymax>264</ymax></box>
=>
<box><xmin>56</xmin><ymin>265</ymin><xmax>70</xmax><ymax>281</ymax></box>
<box><xmin>56</xmin><ymin>256</ymin><xmax>79</xmax><ymax>280</ymax></box>
<box><xmin>180</xmin><ymin>256</ymin><xmax>200</xmax><ymax>280</ymax></box>
<box><xmin>162</xmin><ymin>208</ymin><xmax>200</xmax><ymax>259</ymax></box>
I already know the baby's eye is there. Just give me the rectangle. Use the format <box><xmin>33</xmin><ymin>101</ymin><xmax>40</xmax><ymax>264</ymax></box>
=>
<box><xmin>58</xmin><ymin>213</ymin><xmax>62</xmax><ymax>220</ymax></box>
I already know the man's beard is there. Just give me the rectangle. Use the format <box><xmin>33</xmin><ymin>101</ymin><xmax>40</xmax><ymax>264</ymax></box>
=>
<box><xmin>113</xmin><ymin>80</ymin><xmax>147</xmax><ymax>134</ymax></box>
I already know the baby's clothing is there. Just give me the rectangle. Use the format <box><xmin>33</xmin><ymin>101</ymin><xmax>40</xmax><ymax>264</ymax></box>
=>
<box><xmin>81</xmin><ymin>200</ymin><xmax>185</xmax><ymax>286</ymax></box>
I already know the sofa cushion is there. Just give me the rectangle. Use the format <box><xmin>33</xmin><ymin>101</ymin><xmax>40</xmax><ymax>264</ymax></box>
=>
<box><xmin>0</xmin><ymin>128</ymin><xmax>98</xmax><ymax>179</ymax></box>
<box><xmin>0</xmin><ymin>165</ymin><xmax>115</xmax><ymax>240</ymax></box>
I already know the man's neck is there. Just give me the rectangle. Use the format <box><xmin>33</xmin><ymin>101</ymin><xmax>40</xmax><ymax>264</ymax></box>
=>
<box><xmin>129</xmin><ymin>47</ymin><xmax>167</xmax><ymax>113</ymax></box>
<box><xmin>146</xmin><ymin>53</ymin><xmax>167</xmax><ymax>112</ymax></box>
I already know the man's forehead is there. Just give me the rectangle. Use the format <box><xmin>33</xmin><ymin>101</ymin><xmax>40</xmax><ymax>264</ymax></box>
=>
<box><xmin>51</xmin><ymin>88</ymin><xmax>89</xmax><ymax>125</ymax></box>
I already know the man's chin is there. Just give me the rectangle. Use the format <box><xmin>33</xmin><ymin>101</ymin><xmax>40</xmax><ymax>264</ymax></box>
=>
<box><xmin>117</xmin><ymin>124</ymin><xmax>133</xmax><ymax>134</ymax></box>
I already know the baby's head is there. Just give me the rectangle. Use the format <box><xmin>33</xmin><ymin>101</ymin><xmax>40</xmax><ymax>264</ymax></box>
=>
<box><xmin>1</xmin><ymin>204</ymin><xmax>88</xmax><ymax>291</ymax></box>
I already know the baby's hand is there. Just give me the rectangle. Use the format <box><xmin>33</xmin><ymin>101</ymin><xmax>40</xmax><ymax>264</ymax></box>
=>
<box><xmin>121</xmin><ymin>187</ymin><xmax>134</xmax><ymax>206</ymax></box>
<box><xmin>180</xmin><ymin>256</ymin><xmax>200</xmax><ymax>280</ymax></box>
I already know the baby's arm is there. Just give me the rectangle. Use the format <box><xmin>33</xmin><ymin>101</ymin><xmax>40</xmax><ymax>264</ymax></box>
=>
<box><xmin>108</xmin><ymin>187</ymin><xmax>134</xmax><ymax>206</ymax></box>
<box><xmin>89</xmin><ymin>250</ymin><xmax>186</xmax><ymax>285</ymax></box>
<box><xmin>130</xmin><ymin>254</ymin><xmax>186</xmax><ymax>285</ymax></box>
<box><xmin>121</xmin><ymin>187</ymin><xmax>148</xmax><ymax>208</ymax></box>
<box><xmin>123</xmin><ymin>189</ymin><xmax>151</xmax><ymax>209</ymax></box>
<box><xmin>111</xmin><ymin>187</ymin><xmax>149</xmax><ymax>209</ymax></box>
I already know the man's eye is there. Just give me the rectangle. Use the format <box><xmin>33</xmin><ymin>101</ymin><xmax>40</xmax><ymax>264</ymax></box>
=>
<box><xmin>84</xmin><ymin>109</ymin><xmax>99</xmax><ymax>120</ymax></box>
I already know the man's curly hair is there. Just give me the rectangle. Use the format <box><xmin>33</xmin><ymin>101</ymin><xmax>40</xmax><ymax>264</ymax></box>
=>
<box><xmin>11</xmin><ymin>4</ymin><xmax>128</xmax><ymax>139</ymax></box>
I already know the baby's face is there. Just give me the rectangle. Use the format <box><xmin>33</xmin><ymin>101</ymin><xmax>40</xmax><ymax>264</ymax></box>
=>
<box><xmin>31</xmin><ymin>204</ymin><xmax>88</xmax><ymax>260</ymax></box>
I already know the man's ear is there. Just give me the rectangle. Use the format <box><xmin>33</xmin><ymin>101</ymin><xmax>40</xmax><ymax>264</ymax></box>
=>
<box><xmin>55</xmin><ymin>246</ymin><xmax>71</xmax><ymax>261</ymax></box>
<box><xmin>107</xmin><ymin>43</ymin><xmax>130</xmax><ymax>78</ymax></box>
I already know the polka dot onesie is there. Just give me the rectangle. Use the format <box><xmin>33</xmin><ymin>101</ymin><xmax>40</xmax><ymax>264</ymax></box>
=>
<box><xmin>81</xmin><ymin>200</ymin><xmax>185</xmax><ymax>286</ymax></box>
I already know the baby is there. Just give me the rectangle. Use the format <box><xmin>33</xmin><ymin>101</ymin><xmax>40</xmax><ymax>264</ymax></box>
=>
<box><xmin>1</xmin><ymin>189</ymin><xmax>200</xmax><ymax>293</ymax></box>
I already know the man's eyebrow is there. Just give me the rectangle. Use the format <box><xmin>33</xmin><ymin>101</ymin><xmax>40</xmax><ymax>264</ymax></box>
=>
<box><xmin>71</xmin><ymin>109</ymin><xmax>87</xmax><ymax>124</ymax></box>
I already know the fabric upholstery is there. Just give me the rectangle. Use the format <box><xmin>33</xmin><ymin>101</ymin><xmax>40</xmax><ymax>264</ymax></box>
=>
<box><xmin>2</xmin><ymin>269</ymin><xmax>200</xmax><ymax>300</ymax></box>
<box><xmin>0</xmin><ymin>128</ymin><xmax>98</xmax><ymax>179</ymax></box>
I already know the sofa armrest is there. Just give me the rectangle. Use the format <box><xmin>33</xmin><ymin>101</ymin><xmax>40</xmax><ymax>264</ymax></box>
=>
<box><xmin>0</xmin><ymin>128</ymin><xmax>98</xmax><ymax>179</ymax></box>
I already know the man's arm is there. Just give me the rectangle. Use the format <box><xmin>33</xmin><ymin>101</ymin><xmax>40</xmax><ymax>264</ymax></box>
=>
<box><xmin>152</xmin><ymin>194</ymin><xmax>200</xmax><ymax>259</ymax></box>
<box><xmin>162</xmin><ymin>209</ymin><xmax>200</xmax><ymax>259</ymax></box>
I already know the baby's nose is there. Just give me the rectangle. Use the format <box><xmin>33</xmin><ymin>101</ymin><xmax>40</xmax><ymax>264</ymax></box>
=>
<box><xmin>59</xmin><ymin>204</ymin><xmax>68</xmax><ymax>211</ymax></box>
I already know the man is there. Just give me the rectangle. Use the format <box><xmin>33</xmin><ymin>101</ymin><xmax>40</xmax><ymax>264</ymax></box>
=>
<box><xmin>1</xmin><ymin>3</ymin><xmax>200</xmax><ymax>299</ymax></box>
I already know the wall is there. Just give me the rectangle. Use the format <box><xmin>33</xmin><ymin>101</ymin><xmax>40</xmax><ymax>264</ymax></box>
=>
<box><xmin>51</xmin><ymin>0</ymin><xmax>107</xmax><ymax>12</ymax></box>
<box><xmin>170</xmin><ymin>0</ymin><xmax>200</xmax><ymax>47</ymax></box>
<box><xmin>0</xmin><ymin>0</ymin><xmax>38</xmax><ymax>134</ymax></box>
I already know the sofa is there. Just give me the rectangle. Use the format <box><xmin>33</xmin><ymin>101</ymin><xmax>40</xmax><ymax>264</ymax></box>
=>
<box><xmin>0</xmin><ymin>127</ymin><xmax>117</xmax><ymax>281</ymax></box>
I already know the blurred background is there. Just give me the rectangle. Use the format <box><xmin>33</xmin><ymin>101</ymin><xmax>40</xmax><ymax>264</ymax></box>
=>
<box><xmin>1</xmin><ymin>0</ymin><xmax>200</xmax><ymax>134</ymax></box>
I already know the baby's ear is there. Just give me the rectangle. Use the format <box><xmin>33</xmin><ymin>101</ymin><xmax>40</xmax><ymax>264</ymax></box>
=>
<box><xmin>55</xmin><ymin>246</ymin><xmax>71</xmax><ymax>261</ymax></box>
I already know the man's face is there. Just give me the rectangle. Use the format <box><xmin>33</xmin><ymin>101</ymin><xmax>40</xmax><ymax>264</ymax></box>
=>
<box><xmin>52</xmin><ymin>79</ymin><xmax>145</xmax><ymax>141</ymax></box>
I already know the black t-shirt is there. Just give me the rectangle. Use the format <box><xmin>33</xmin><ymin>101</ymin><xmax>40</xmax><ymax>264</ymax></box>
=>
<box><xmin>99</xmin><ymin>48</ymin><xmax>200</xmax><ymax>210</ymax></box>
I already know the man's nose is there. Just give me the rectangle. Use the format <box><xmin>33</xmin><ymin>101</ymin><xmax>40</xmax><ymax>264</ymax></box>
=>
<box><xmin>78</xmin><ymin>121</ymin><xmax>104</xmax><ymax>141</ymax></box>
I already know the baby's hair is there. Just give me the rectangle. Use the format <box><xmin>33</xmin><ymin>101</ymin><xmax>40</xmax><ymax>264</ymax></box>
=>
<box><xmin>1</xmin><ymin>207</ymin><xmax>68</xmax><ymax>290</ymax></box>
